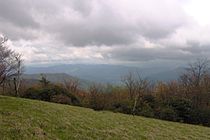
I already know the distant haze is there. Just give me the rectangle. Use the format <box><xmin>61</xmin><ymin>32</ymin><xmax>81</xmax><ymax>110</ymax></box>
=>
<box><xmin>25</xmin><ymin>64</ymin><xmax>184</xmax><ymax>83</ymax></box>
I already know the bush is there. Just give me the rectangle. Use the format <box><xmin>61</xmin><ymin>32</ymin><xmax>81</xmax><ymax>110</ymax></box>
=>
<box><xmin>190</xmin><ymin>108</ymin><xmax>210</xmax><ymax>126</ymax></box>
<box><xmin>167</xmin><ymin>98</ymin><xmax>193</xmax><ymax>122</ymax></box>
<box><xmin>155</xmin><ymin>106</ymin><xmax>178</xmax><ymax>121</ymax></box>
<box><xmin>135</xmin><ymin>102</ymin><xmax>154</xmax><ymax>117</ymax></box>
<box><xmin>22</xmin><ymin>85</ymin><xmax>80</xmax><ymax>105</ymax></box>
<box><xmin>112</xmin><ymin>100</ymin><xmax>133</xmax><ymax>114</ymax></box>
<box><xmin>142</xmin><ymin>94</ymin><xmax>156</xmax><ymax>108</ymax></box>
<box><xmin>51</xmin><ymin>94</ymin><xmax>72</xmax><ymax>104</ymax></box>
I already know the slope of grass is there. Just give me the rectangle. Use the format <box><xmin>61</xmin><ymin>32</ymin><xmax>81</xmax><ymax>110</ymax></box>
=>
<box><xmin>0</xmin><ymin>96</ymin><xmax>210</xmax><ymax>140</ymax></box>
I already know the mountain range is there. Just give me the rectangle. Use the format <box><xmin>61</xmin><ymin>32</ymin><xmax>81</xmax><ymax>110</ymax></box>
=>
<box><xmin>24</xmin><ymin>64</ymin><xmax>185</xmax><ymax>84</ymax></box>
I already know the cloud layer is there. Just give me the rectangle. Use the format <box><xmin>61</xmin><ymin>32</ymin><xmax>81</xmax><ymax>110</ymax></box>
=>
<box><xmin>0</xmin><ymin>0</ymin><xmax>210</xmax><ymax>67</ymax></box>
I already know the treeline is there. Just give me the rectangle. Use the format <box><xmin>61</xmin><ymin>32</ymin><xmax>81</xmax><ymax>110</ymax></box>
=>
<box><xmin>76</xmin><ymin>59</ymin><xmax>210</xmax><ymax>127</ymax></box>
<box><xmin>1</xmin><ymin>35</ymin><xmax>210</xmax><ymax>127</ymax></box>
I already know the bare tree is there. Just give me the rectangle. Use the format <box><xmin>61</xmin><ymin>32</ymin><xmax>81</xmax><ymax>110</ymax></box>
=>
<box><xmin>0</xmin><ymin>35</ymin><xmax>13</xmax><ymax>84</ymax></box>
<box><xmin>122</xmin><ymin>72</ymin><xmax>149</xmax><ymax>115</ymax></box>
<box><xmin>0</xmin><ymin>35</ymin><xmax>23</xmax><ymax>95</ymax></box>
<box><xmin>64</xmin><ymin>78</ymin><xmax>80</xmax><ymax>93</ymax></box>
<box><xmin>179</xmin><ymin>58</ymin><xmax>210</xmax><ymax>107</ymax></box>
<box><xmin>180</xmin><ymin>58</ymin><xmax>209</xmax><ymax>88</ymax></box>
<box><xmin>88</xmin><ymin>83</ymin><xmax>105</xmax><ymax>110</ymax></box>
<box><xmin>132</xmin><ymin>73</ymin><xmax>150</xmax><ymax>115</ymax></box>
<box><xmin>13</xmin><ymin>54</ymin><xmax>24</xmax><ymax>96</ymax></box>
<box><xmin>121</xmin><ymin>72</ymin><xmax>136</xmax><ymax>100</ymax></box>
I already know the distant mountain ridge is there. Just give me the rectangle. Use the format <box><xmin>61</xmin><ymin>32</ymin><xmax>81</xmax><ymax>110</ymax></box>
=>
<box><xmin>25</xmin><ymin>64</ymin><xmax>184</xmax><ymax>83</ymax></box>
<box><xmin>23</xmin><ymin>73</ymin><xmax>76</xmax><ymax>83</ymax></box>
<box><xmin>22</xmin><ymin>73</ymin><xmax>92</xmax><ymax>89</ymax></box>
<box><xmin>148</xmin><ymin>67</ymin><xmax>184</xmax><ymax>81</ymax></box>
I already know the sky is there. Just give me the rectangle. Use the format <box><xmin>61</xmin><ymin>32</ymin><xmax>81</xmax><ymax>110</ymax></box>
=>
<box><xmin>0</xmin><ymin>0</ymin><xmax>210</xmax><ymax>67</ymax></box>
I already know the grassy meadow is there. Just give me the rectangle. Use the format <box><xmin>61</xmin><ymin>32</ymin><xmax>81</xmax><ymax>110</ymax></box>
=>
<box><xmin>0</xmin><ymin>95</ymin><xmax>210</xmax><ymax>140</ymax></box>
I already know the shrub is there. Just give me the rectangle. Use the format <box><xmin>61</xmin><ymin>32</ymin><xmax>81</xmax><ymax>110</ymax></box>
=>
<box><xmin>51</xmin><ymin>94</ymin><xmax>72</xmax><ymax>104</ymax></box>
<box><xmin>22</xmin><ymin>85</ymin><xmax>80</xmax><ymax>105</ymax></box>
<box><xmin>135</xmin><ymin>102</ymin><xmax>154</xmax><ymax>117</ymax></box>
<box><xmin>167</xmin><ymin>98</ymin><xmax>193</xmax><ymax>122</ymax></box>
<box><xmin>112</xmin><ymin>100</ymin><xmax>133</xmax><ymax>114</ymax></box>
<box><xmin>190</xmin><ymin>108</ymin><xmax>210</xmax><ymax>126</ymax></box>
<box><xmin>155</xmin><ymin>106</ymin><xmax>178</xmax><ymax>121</ymax></box>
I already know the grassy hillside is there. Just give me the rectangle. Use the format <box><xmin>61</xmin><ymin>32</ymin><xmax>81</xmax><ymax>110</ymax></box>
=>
<box><xmin>0</xmin><ymin>96</ymin><xmax>210</xmax><ymax>140</ymax></box>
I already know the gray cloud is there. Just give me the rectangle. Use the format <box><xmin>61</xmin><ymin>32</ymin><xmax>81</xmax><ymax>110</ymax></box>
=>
<box><xmin>71</xmin><ymin>0</ymin><xmax>93</xmax><ymax>16</ymax></box>
<box><xmin>48</xmin><ymin>0</ymin><xmax>188</xmax><ymax>46</ymax></box>
<box><xmin>0</xmin><ymin>0</ymin><xmax>210</xmax><ymax>66</ymax></box>
<box><xmin>0</xmin><ymin>0</ymin><xmax>188</xmax><ymax>45</ymax></box>
<box><xmin>45</xmin><ymin>1</ymin><xmax>139</xmax><ymax>46</ymax></box>
<box><xmin>0</xmin><ymin>21</ymin><xmax>41</xmax><ymax>40</ymax></box>
<box><xmin>55</xmin><ymin>21</ymin><xmax>137</xmax><ymax>46</ymax></box>
<box><xmin>0</xmin><ymin>0</ymin><xmax>39</xmax><ymax>28</ymax></box>
<box><xmin>103</xmin><ymin>46</ymin><xmax>191</xmax><ymax>62</ymax></box>
<box><xmin>181</xmin><ymin>41</ymin><xmax>210</xmax><ymax>54</ymax></box>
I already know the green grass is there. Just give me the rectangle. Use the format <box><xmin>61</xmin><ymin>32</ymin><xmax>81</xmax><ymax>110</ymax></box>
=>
<box><xmin>1</xmin><ymin>96</ymin><xmax>210</xmax><ymax>140</ymax></box>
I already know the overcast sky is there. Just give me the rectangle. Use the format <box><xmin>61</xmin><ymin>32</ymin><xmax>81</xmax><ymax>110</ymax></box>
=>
<box><xmin>1</xmin><ymin>0</ymin><xmax>210</xmax><ymax>67</ymax></box>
